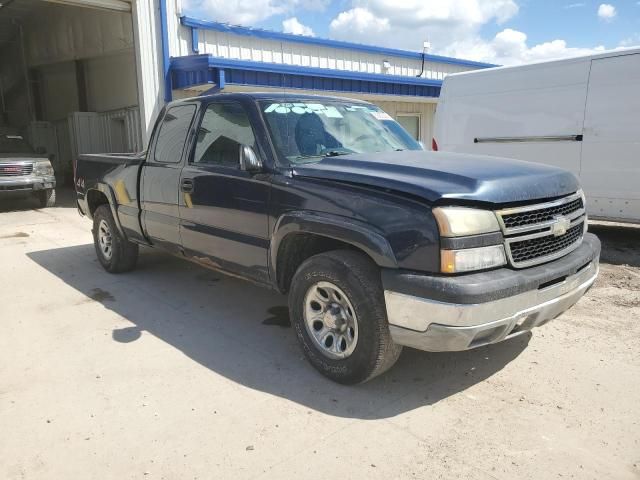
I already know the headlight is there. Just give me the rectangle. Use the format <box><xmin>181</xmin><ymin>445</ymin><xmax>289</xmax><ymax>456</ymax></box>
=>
<box><xmin>433</xmin><ymin>207</ymin><xmax>500</xmax><ymax>237</ymax></box>
<box><xmin>35</xmin><ymin>161</ymin><xmax>54</xmax><ymax>176</ymax></box>
<box><xmin>441</xmin><ymin>245</ymin><xmax>507</xmax><ymax>273</ymax></box>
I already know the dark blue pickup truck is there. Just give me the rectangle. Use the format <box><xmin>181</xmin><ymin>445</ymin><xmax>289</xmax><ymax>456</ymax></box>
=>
<box><xmin>75</xmin><ymin>93</ymin><xmax>600</xmax><ymax>384</ymax></box>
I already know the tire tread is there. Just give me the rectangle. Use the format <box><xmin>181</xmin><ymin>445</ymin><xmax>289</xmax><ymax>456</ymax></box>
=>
<box><xmin>93</xmin><ymin>204</ymin><xmax>138</xmax><ymax>273</ymax></box>
<box><xmin>289</xmin><ymin>249</ymin><xmax>402</xmax><ymax>384</ymax></box>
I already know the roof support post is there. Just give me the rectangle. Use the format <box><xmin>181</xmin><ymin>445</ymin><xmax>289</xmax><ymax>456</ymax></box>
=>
<box><xmin>191</xmin><ymin>27</ymin><xmax>199</xmax><ymax>54</ymax></box>
<box><xmin>159</xmin><ymin>0</ymin><xmax>172</xmax><ymax>102</ymax></box>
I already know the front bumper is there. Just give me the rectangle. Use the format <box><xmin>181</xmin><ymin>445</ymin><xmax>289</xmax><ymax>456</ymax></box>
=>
<box><xmin>383</xmin><ymin>233</ymin><xmax>600</xmax><ymax>352</ymax></box>
<box><xmin>0</xmin><ymin>175</ymin><xmax>56</xmax><ymax>193</ymax></box>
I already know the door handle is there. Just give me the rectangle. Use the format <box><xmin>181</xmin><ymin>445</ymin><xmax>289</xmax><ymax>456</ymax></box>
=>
<box><xmin>181</xmin><ymin>178</ymin><xmax>194</xmax><ymax>193</ymax></box>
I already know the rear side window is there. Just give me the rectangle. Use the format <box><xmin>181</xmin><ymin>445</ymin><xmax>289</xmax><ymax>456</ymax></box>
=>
<box><xmin>193</xmin><ymin>102</ymin><xmax>256</xmax><ymax>167</ymax></box>
<box><xmin>154</xmin><ymin>104</ymin><xmax>196</xmax><ymax>163</ymax></box>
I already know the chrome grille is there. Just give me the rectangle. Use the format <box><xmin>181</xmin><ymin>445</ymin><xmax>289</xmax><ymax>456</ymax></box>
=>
<box><xmin>501</xmin><ymin>197</ymin><xmax>583</xmax><ymax>229</ymax></box>
<box><xmin>0</xmin><ymin>163</ymin><xmax>33</xmax><ymax>177</ymax></box>
<box><xmin>509</xmin><ymin>222</ymin><xmax>584</xmax><ymax>264</ymax></box>
<box><xmin>496</xmin><ymin>191</ymin><xmax>586</xmax><ymax>268</ymax></box>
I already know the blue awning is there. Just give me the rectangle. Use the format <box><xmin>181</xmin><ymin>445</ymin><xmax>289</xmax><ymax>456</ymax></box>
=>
<box><xmin>171</xmin><ymin>55</ymin><xmax>442</xmax><ymax>98</ymax></box>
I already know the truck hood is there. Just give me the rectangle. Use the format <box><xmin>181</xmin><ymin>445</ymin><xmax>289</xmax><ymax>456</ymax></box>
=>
<box><xmin>291</xmin><ymin>150</ymin><xmax>580</xmax><ymax>205</ymax></box>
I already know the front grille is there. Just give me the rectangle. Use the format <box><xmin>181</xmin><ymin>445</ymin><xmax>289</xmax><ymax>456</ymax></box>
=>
<box><xmin>496</xmin><ymin>191</ymin><xmax>586</xmax><ymax>268</ymax></box>
<box><xmin>509</xmin><ymin>222</ymin><xmax>584</xmax><ymax>264</ymax></box>
<box><xmin>502</xmin><ymin>197</ymin><xmax>583</xmax><ymax>229</ymax></box>
<box><xmin>0</xmin><ymin>163</ymin><xmax>33</xmax><ymax>177</ymax></box>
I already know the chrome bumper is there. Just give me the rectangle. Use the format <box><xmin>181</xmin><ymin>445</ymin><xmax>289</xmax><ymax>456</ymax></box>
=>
<box><xmin>0</xmin><ymin>175</ymin><xmax>56</xmax><ymax>192</ymax></box>
<box><xmin>385</xmin><ymin>259</ymin><xmax>598</xmax><ymax>352</ymax></box>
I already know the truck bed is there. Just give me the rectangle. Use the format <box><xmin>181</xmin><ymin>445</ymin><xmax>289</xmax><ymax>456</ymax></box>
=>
<box><xmin>75</xmin><ymin>152</ymin><xmax>146</xmax><ymax>242</ymax></box>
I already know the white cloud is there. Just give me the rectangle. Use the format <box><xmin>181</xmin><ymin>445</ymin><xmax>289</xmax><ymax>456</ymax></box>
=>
<box><xmin>183</xmin><ymin>0</ymin><xmax>291</xmax><ymax>24</ymax></box>
<box><xmin>184</xmin><ymin>0</ymin><xmax>327</xmax><ymax>25</ymax></box>
<box><xmin>329</xmin><ymin>7</ymin><xmax>390</xmax><ymax>36</ymax></box>
<box><xmin>282</xmin><ymin>17</ymin><xmax>315</xmax><ymax>36</ymax></box>
<box><xmin>328</xmin><ymin>0</ymin><xmax>518</xmax><ymax>52</ymax></box>
<box><xmin>442</xmin><ymin>28</ymin><xmax>606</xmax><ymax>65</ymax></box>
<box><xmin>597</xmin><ymin>3</ymin><xmax>617</xmax><ymax>21</ymax></box>
<box><xmin>328</xmin><ymin>1</ymin><xmax>609</xmax><ymax>66</ymax></box>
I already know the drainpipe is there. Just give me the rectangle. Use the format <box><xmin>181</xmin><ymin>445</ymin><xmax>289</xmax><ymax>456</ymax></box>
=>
<box><xmin>159</xmin><ymin>0</ymin><xmax>172</xmax><ymax>102</ymax></box>
<box><xmin>14</xmin><ymin>20</ymin><xmax>35</xmax><ymax>121</ymax></box>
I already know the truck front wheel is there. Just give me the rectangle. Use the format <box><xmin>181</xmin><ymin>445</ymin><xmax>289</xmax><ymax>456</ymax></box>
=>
<box><xmin>92</xmin><ymin>204</ymin><xmax>138</xmax><ymax>273</ymax></box>
<box><xmin>288</xmin><ymin>250</ymin><xmax>402</xmax><ymax>384</ymax></box>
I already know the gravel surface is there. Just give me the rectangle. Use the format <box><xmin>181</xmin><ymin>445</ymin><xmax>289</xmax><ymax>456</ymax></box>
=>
<box><xmin>1</xmin><ymin>190</ymin><xmax>638</xmax><ymax>479</ymax></box>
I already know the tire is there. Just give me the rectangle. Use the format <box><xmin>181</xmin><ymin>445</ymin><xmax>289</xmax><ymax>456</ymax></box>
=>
<box><xmin>289</xmin><ymin>250</ymin><xmax>402</xmax><ymax>384</ymax></box>
<box><xmin>92</xmin><ymin>204</ymin><xmax>139</xmax><ymax>273</ymax></box>
<box><xmin>36</xmin><ymin>189</ymin><xmax>56</xmax><ymax>208</ymax></box>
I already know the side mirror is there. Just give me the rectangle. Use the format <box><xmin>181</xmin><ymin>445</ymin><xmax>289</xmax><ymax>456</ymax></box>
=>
<box><xmin>239</xmin><ymin>145</ymin><xmax>263</xmax><ymax>172</ymax></box>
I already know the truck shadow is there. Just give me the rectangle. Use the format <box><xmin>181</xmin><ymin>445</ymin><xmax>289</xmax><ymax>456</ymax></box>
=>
<box><xmin>27</xmin><ymin>244</ymin><xmax>529</xmax><ymax>420</ymax></box>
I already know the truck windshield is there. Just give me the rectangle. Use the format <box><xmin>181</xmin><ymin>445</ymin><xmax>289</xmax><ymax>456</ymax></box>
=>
<box><xmin>259</xmin><ymin>100</ymin><xmax>422</xmax><ymax>164</ymax></box>
<box><xmin>0</xmin><ymin>134</ymin><xmax>34</xmax><ymax>154</ymax></box>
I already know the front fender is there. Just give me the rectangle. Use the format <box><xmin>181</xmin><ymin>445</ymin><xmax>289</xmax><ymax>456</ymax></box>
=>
<box><xmin>270</xmin><ymin>211</ymin><xmax>398</xmax><ymax>279</ymax></box>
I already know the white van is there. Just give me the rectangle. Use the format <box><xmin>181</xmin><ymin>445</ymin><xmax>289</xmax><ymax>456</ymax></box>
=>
<box><xmin>433</xmin><ymin>48</ymin><xmax>640</xmax><ymax>223</ymax></box>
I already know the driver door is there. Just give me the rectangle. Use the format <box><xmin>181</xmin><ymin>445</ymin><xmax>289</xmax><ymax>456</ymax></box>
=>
<box><xmin>179</xmin><ymin>101</ymin><xmax>271</xmax><ymax>283</ymax></box>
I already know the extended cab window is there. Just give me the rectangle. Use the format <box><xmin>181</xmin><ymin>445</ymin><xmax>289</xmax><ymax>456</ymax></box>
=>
<box><xmin>193</xmin><ymin>102</ymin><xmax>256</xmax><ymax>167</ymax></box>
<box><xmin>154</xmin><ymin>105</ymin><xmax>196</xmax><ymax>163</ymax></box>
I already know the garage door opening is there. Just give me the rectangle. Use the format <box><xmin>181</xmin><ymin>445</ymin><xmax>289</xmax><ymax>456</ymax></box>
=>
<box><xmin>0</xmin><ymin>0</ymin><xmax>142</xmax><ymax>187</ymax></box>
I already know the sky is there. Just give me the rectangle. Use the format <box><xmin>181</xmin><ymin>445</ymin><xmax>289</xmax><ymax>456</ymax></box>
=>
<box><xmin>181</xmin><ymin>0</ymin><xmax>640</xmax><ymax>65</ymax></box>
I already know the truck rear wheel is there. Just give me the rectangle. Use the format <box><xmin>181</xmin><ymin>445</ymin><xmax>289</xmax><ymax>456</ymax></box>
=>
<box><xmin>36</xmin><ymin>188</ymin><xmax>56</xmax><ymax>208</ymax></box>
<box><xmin>92</xmin><ymin>204</ymin><xmax>138</xmax><ymax>273</ymax></box>
<box><xmin>288</xmin><ymin>250</ymin><xmax>402</xmax><ymax>384</ymax></box>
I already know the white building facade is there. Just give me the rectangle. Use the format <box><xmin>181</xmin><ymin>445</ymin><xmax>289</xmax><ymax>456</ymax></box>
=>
<box><xmin>0</xmin><ymin>0</ymin><xmax>494</xmax><ymax>181</ymax></box>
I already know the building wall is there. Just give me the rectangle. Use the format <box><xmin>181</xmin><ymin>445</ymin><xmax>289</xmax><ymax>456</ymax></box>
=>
<box><xmin>38</xmin><ymin>62</ymin><xmax>80</xmax><ymax>122</ymax></box>
<box><xmin>85</xmin><ymin>50</ymin><xmax>139</xmax><ymax>112</ymax></box>
<box><xmin>132</xmin><ymin>0</ymin><xmax>166</xmax><ymax>141</ymax></box>
<box><xmin>173</xmin><ymin>23</ymin><xmax>475</xmax><ymax>81</ymax></box>
<box><xmin>373</xmin><ymin>101</ymin><xmax>436</xmax><ymax>148</ymax></box>
<box><xmin>32</xmin><ymin>51</ymin><xmax>138</xmax><ymax>122</ymax></box>
<box><xmin>23</xmin><ymin>3</ymin><xmax>135</xmax><ymax>67</ymax></box>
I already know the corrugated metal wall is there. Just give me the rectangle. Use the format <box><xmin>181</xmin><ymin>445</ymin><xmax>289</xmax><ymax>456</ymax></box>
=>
<box><xmin>132</xmin><ymin>0</ymin><xmax>165</xmax><ymax>141</ymax></box>
<box><xmin>99</xmin><ymin>106</ymin><xmax>143</xmax><ymax>152</ymax></box>
<box><xmin>173</xmin><ymin>25</ymin><xmax>475</xmax><ymax>81</ymax></box>
<box><xmin>23</xmin><ymin>4</ymin><xmax>134</xmax><ymax>67</ymax></box>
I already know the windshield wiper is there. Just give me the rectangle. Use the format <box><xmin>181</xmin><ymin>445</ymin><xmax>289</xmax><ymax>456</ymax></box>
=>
<box><xmin>323</xmin><ymin>150</ymin><xmax>352</xmax><ymax>157</ymax></box>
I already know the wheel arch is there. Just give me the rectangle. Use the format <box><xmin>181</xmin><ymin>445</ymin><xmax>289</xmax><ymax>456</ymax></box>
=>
<box><xmin>86</xmin><ymin>184</ymin><xmax>126</xmax><ymax>238</ymax></box>
<box><xmin>270</xmin><ymin>211</ymin><xmax>397</xmax><ymax>293</ymax></box>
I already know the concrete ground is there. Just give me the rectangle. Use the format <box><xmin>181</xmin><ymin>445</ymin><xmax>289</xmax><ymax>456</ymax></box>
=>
<box><xmin>1</xmin><ymin>189</ymin><xmax>639</xmax><ymax>480</ymax></box>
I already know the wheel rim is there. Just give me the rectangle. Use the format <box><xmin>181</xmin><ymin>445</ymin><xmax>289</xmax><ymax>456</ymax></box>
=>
<box><xmin>98</xmin><ymin>219</ymin><xmax>113</xmax><ymax>260</ymax></box>
<box><xmin>303</xmin><ymin>281</ymin><xmax>359</xmax><ymax>359</ymax></box>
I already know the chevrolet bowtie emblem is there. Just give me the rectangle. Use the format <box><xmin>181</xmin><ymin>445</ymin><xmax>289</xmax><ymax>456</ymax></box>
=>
<box><xmin>550</xmin><ymin>215</ymin><xmax>571</xmax><ymax>236</ymax></box>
